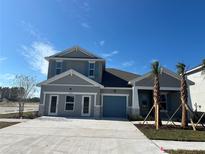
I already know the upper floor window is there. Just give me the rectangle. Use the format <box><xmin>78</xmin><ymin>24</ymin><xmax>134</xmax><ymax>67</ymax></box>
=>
<box><xmin>56</xmin><ymin>60</ymin><xmax>62</xmax><ymax>75</ymax></box>
<box><xmin>88</xmin><ymin>62</ymin><xmax>95</xmax><ymax>78</ymax></box>
<box><xmin>160</xmin><ymin>93</ymin><xmax>167</xmax><ymax>111</ymax></box>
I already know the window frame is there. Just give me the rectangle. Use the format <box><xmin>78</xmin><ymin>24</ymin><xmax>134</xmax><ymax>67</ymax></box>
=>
<box><xmin>88</xmin><ymin>61</ymin><xmax>95</xmax><ymax>78</ymax></box>
<box><xmin>55</xmin><ymin>60</ymin><xmax>63</xmax><ymax>75</ymax></box>
<box><xmin>160</xmin><ymin>93</ymin><xmax>168</xmax><ymax>112</ymax></box>
<box><xmin>64</xmin><ymin>95</ymin><xmax>75</xmax><ymax>111</ymax></box>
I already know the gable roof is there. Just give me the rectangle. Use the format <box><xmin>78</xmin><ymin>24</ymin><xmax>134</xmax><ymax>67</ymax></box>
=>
<box><xmin>45</xmin><ymin>46</ymin><xmax>104</xmax><ymax>60</ymax></box>
<box><xmin>129</xmin><ymin>67</ymin><xmax>194</xmax><ymax>86</ymax></box>
<box><xmin>37</xmin><ymin>69</ymin><xmax>104</xmax><ymax>88</ymax></box>
<box><xmin>186</xmin><ymin>64</ymin><xmax>204</xmax><ymax>75</ymax></box>
<box><xmin>101</xmin><ymin>68</ymin><xmax>140</xmax><ymax>87</ymax></box>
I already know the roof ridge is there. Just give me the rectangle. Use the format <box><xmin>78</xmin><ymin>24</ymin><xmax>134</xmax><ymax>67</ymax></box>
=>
<box><xmin>106</xmin><ymin>68</ymin><xmax>140</xmax><ymax>76</ymax></box>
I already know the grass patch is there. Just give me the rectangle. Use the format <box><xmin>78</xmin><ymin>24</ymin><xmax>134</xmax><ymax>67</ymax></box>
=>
<box><xmin>166</xmin><ymin>150</ymin><xmax>205</xmax><ymax>154</ymax></box>
<box><xmin>135</xmin><ymin>124</ymin><xmax>205</xmax><ymax>142</ymax></box>
<box><xmin>0</xmin><ymin>122</ymin><xmax>19</xmax><ymax>129</ymax></box>
<box><xmin>0</xmin><ymin>111</ymin><xmax>39</xmax><ymax>119</ymax></box>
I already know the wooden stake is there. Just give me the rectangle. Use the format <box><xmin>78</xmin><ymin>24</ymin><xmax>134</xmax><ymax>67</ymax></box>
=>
<box><xmin>195</xmin><ymin>112</ymin><xmax>205</xmax><ymax>127</ymax></box>
<box><xmin>166</xmin><ymin>104</ymin><xmax>182</xmax><ymax>125</ymax></box>
<box><xmin>143</xmin><ymin>105</ymin><xmax>154</xmax><ymax>124</ymax></box>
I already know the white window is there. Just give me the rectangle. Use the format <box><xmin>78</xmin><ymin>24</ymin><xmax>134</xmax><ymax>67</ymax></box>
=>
<box><xmin>56</xmin><ymin>61</ymin><xmax>62</xmax><ymax>75</ymax></box>
<box><xmin>65</xmin><ymin>95</ymin><xmax>75</xmax><ymax>111</ymax></box>
<box><xmin>160</xmin><ymin>93</ymin><xmax>167</xmax><ymax>111</ymax></box>
<box><xmin>88</xmin><ymin>62</ymin><xmax>95</xmax><ymax>78</ymax></box>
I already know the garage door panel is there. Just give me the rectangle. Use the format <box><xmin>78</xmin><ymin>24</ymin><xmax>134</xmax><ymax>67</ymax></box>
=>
<box><xmin>103</xmin><ymin>96</ymin><xmax>126</xmax><ymax>118</ymax></box>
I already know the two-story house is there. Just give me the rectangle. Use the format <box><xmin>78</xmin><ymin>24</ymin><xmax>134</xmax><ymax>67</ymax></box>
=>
<box><xmin>38</xmin><ymin>46</ymin><xmax>188</xmax><ymax>119</ymax></box>
<box><xmin>186</xmin><ymin>64</ymin><xmax>205</xmax><ymax>112</ymax></box>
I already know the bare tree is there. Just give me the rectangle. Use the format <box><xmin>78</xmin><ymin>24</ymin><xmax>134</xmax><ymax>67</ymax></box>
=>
<box><xmin>14</xmin><ymin>75</ymin><xmax>36</xmax><ymax>118</ymax></box>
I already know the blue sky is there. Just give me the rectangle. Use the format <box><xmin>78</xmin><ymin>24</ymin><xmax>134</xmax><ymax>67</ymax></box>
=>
<box><xmin>0</xmin><ymin>0</ymin><xmax>205</xmax><ymax>90</ymax></box>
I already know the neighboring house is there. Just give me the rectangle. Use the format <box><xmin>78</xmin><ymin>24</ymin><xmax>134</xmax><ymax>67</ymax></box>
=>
<box><xmin>38</xmin><ymin>46</ymin><xmax>184</xmax><ymax>119</ymax></box>
<box><xmin>187</xmin><ymin>64</ymin><xmax>205</xmax><ymax>112</ymax></box>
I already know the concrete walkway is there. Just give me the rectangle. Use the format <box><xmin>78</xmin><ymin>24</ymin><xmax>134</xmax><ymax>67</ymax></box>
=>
<box><xmin>0</xmin><ymin>116</ymin><xmax>164</xmax><ymax>154</ymax></box>
<box><xmin>153</xmin><ymin>140</ymin><xmax>205</xmax><ymax>150</ymax></box>
<box><xmin>0</xmin><ymin>118</ymin><xmax>29</xmax><ymax>123</ymax></box>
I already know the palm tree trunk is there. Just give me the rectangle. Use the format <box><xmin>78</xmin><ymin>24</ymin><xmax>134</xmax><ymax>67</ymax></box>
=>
<box><xmin>153</xmin><ymin>75</ymin><xmax>161</xmax><ymax>130</ymax></box>
<box><xmin>181</xmin><ymin>75</ymin><xmax>188</xmax><ymax>128</ymax></box>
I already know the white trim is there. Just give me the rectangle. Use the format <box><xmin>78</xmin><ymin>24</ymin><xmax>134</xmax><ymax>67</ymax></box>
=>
<box><xmin>48</xmin><ymin>95</ymin><xmax>59</xmax><ymax>115</ymax></box>
<box><xmin>135</xmin><ymin>86</ymin><xmax>180</xmax><ymax>91</ymax></box>
<box><xmin>102</xmin><ymin>87</ymin><xmax>132</xmax><ymax>90</ymax></box>
<box><xmin>88</xmin><ymin>61</ymin><xmax>95</xmax><ymax>78</ymax></box>
<box><xmin>44</xmin><ymin>91</ymin><xmax>97</xmax><ymax>95</ymax></box>
<box><xmin>64</xmin><ymin>95</ymin><xmax>75</xmax><ymax>112</ymax></box>
<box><xmin>43</xmin><ymin>93</ymin><xmax>46</xmax><ymax>105</ymax></box>
<box><xmin>81</xmin><ymin>95</ymin><xmax>91</xmax><ymax>116</ymax></box>
<box><xmin>45</xmin><ymin>57</ymin><xmax>105</xmax><ymax>61</ymax></box>
<box><xmin>94</xmin><ymin>94</ymin><xmax>100</xmax><ymax>107</ymax></box>
<box><xmin>45</xmin><ymin>84</ymin><xmax>95</xmax><ymax>87</ymax></box>
<box><xmin>186</xmin><ymin>65</ymin><xmax>203</xmax><ymax>74</ymax></box>
<box><xmin>37</xmin><ymin>69</ymin><xmax>104</xmax><ymax>88</ymax></box>
<box><xmin>101</xmin><ymin>93</ymin><xmax>129</xmax><ymax>97</ymax></box>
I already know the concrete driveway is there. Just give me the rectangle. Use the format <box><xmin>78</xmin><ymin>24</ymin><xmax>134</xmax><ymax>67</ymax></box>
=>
<box><xmin>0</xmin><ymin>117</ymin><xmax>163</xmax><ymax>154</ymax></box>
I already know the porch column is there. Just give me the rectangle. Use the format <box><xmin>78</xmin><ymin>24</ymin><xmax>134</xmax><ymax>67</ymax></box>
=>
<box><xmin>132</xmin><ymin>86</ymin><xmax>140</xmax><ymax>115</ymax></box>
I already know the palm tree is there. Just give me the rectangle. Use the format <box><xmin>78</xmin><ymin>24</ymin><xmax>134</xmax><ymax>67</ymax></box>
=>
<box><xmin>202</xmin><ymin>59</ymin><xmax>205</xmax><ymax>70</ymax></box>
<box><xmin>151</xmin><ymin>61</ymin><xmax>162</xmax><ymax>130</ymax></box>
<box><xmin>176</xmin><ymin>63</ymin><xmax>188</xmax><ymax>128</ymax></box>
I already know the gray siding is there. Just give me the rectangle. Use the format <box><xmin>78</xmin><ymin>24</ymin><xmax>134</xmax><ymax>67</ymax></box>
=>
<box><xmin>51</xmin><ymin>74</ymin><xmax>93</xmax><ymax>85</ymax></box>
<box><xmin>43</xmin><ymin>94</ymin><xmax>95</xmax><ymax>117</ymax></box>
<box><xmin>48</xmin><ymin>60</ymin><xmax>105</xmax><ymax>83</ymax></box>
<box><xmin>135</xmin><ymin>72</ymin><xmax>180</xmax><ymax>87</ymax></box>
<box><xmin>39</xmin><ymin>85</ymin><xmax>101</xmax><ymax>117</ymax></box>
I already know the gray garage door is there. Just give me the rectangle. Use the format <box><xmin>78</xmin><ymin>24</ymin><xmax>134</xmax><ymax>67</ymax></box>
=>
<box><xmin>103</xmin><ymin>96</ymin><xmax>127</xmax><ymax>118</ymax></box>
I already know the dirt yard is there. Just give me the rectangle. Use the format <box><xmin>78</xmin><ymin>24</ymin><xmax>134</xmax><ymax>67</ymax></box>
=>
<box><xmin>0</xmin><ymin>101</ymin><xmax>39</xmax><ymax>114</ymax></box>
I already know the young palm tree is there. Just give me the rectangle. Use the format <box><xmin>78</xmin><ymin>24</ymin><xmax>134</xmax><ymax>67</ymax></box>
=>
<box><xmin>176</xmin><ymin>63</ymin><xmax>188</xmax><ymax>128</ymax></box>
<box><xmin>202</xmin><ymin>59</ymin><xmax>205</xmax><ymax>70</ymax></box>
<box><xmin>151</xmin><ymin>61</ymin><xmax>162</xmax><ymax>130</ymax></box>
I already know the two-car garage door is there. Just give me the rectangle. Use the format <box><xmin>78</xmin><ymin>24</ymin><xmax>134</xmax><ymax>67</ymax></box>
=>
<box><xmin>103</xmin><ymin>95</ymin><xmax>127</xmax><ymax>118</ymax></box>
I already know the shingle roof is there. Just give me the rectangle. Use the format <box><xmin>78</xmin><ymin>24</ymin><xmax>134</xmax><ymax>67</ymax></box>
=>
<box><xmin>46</xmin><ymin>46</ymin><xmax>104</xmax><ymax>60</ymax></box>
<box><xmin>101</xmin><ymin>68</ymin><xmax>140</xmax><ymax>87</ymax></box>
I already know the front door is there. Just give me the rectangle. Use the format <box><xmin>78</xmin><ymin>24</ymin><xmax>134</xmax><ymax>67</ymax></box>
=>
<box><xmin>49</xmin><ymin>95</ymin><xmax>58</xmax><ymax>115</ymax></box>
<box><xmin>82</xmin><ymin>96</ymin><xmax>91</xmax><ymax>116</ymax></box>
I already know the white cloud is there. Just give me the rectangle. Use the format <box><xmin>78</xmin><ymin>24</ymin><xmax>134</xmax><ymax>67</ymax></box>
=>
<box><xmin>22</xmin><ymin>42</ymin><xmax>58</xmax><ymax>76</ymax></box>
<box><xmin>99</xmin><ymin>40</ymin><xmax>105</xmax><ymax>46</ymax></box>
<box><xmin>21</xmin><ymin>20</ymin><xmax>44</xmax><ymax>40</ymax></box>
<box><xmin>102</xmin><ymin>50</ymin><xmax>119</xmax><ymax>59</ymax></box>
<box><xmin>122</xmin><ymin>60</ymin><xmax>135</xmax><ymax>67</ymax></box>
<box><xmin>81</xmin><ymin>22</ymin><xmax>91</xmax><ymax>29</ymax></box>
<box><xmin>0</xmin><ymin>57</ymin><xmax>7</xmax><ymax>63</ymax></box>
<box><xmin>0</xmin><ymin>73</ymin><xmax>16</xmax><ymax>87</ymax></box>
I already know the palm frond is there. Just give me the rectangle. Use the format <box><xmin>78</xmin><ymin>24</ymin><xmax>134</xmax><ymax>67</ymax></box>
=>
<box><xmin>176</xmin><ymin>63</ymin><xmax>186</xmax><ymax>75</ymax></box>
<box><xmin>151</xmin><ymin>61</ymin><xmax>160</xmax><ymax>75</ymax></box>
<box><xmin>202</xmin><ymin>59</ymin><xmax>205</xmax><ymax>69</ymax></box>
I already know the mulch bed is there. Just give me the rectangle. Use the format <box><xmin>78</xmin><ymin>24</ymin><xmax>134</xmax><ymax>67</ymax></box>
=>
<box><xmin>135</xmin><ymin>124</ymin><xmax>205</xmax><ymax>142</ymax></box>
